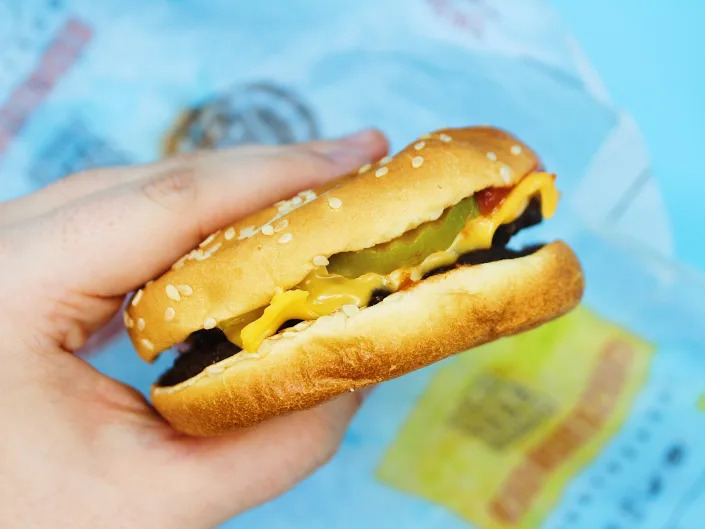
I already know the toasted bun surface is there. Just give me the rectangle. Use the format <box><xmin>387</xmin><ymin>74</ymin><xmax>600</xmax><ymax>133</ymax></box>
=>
<box><xmin>126</xmin><ymin>127</ymin><xmax>540</xmax><ymax>360</ymax></box>
<box><xmin>152</xmin><ymin>242</ymin><xmax>583</xmax><ymax>436</ymax></box>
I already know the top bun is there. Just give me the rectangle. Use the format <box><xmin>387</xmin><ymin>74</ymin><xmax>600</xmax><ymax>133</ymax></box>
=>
<box><xmin>126</xmin><ymin>127</ymin><xmax>540</xmax><ymax>361</ymax></box>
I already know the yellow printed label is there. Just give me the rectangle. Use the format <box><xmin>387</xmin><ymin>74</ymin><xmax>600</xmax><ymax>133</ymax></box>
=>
<box><xmin>376</xmin><ymin>307</ymin><xmax>653</xmax><ymax>529</ymax></box>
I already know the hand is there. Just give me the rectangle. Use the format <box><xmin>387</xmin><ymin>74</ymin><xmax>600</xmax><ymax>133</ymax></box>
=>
<box><xmin>0</xmin><ymin>130</ymin><xmax>388</xmax><ymax>529</ymax></box>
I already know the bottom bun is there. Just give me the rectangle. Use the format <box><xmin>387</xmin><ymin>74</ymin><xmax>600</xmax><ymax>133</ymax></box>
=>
<box><xmin>152</xmin><ymin>241</ymin><xmax>584</xmax><ymax>436</ymax></box>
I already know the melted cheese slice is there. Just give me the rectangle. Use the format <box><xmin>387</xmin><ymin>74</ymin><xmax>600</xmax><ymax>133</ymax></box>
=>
<box><xmin>224</xmin><ymin>172</ymin><xmax>559</xmax><ymax>352</ymax></box>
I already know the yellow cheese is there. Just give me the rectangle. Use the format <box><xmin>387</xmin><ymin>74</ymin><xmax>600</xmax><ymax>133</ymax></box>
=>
<box><xmin>454</xmin><ymin>171</ymin><xmax>558</xmax><ymax>254</ymax></box>
<box><xmin>234</xmin><ymin>272</ymin><xmax>389</xmax><ymax>349</ymax></box>
<box><xmin>233</xmin><ymin>172</ymin><xmax>558</xmax><ymax>352</ymax></box>
<box><xmin>239</xmin><ymin>290</ymin><xmax>318</xmax><ymax>350</ymax></box>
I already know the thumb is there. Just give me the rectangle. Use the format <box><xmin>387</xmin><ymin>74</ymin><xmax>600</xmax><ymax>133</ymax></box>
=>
<box><xmin>161</xmin><ymin>393</ymin><xmax>364</xmax><ymax>528</ymax></box>
<box><xmin>20</xmin><ymin>130</ymin><xmax>388</xmax><ymax>297</ymax></box>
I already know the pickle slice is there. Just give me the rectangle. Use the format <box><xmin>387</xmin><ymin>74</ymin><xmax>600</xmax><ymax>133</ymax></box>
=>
<box><xmin>327</xmin><ymin>197</ymin><xmax>479</xmax><ymax>278</ymax></box>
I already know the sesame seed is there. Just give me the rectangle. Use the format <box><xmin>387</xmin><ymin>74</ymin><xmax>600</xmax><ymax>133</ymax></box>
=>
<box><xmin>238</xmin><ymin>226</ymin><xmax>256</xmax><ymax>239</ymax></box>
<box><xmin>487</xmin><ymin>151</ymin><xmax>497</xmax><ymax>161</ymax></box>
<box><xmin>176</xmin><ymin>284</ymin><xmax>193</xmax><ymax>296</ymax></box>
<box><xmin>275</xmin><ymin>202</ymin><xmax>290</xmax><ymax>213</ymax></box>
<box><xmin>205</xmin><ymin>364</ymin><xmax>224</xmax><ymax>375</ymax></box>
<box><xmin>123</xmin><ymin>311</ymin><xmax>133</xmax><ymax>328</ymax></box>
<box><xmin>131</xmin><ymin>289</ymin><xmax>143</xmax><ymax>307</ymax></box>
<box><xmin>349</xmin><ymin>388</ymin><xmax>355</xmax><ymax>392</ymax></box>
<box><xmin>414</xmin><ymin>141</ymin><xmax>426</xmax><ymax>151</ymax></box>
<box><xmin>302</xmin><ymin>190</ymin><xmax>317</xmax><ymax>201</ymax></box>
<box><xmin>278</xmin><ymin>233</ymin><xmax>293</xmax><ymax>244</ymax></box>
<box><xmin>439</xmin><ymin>133</ymin><xmax>452</xmax><ymax>142</ymax></box>
<box><xmin>224</xmin><ymin>227</ymin><xmax>236</xmax><ymax>240</ymax></box>
<box><xmin>411</xmin><ymin>156</ymin><xmax>424</xmax><ymax>168</ymax></box>
<box><xmin>145</xmin><ymin>280</ymin><xmax>153</xmax><ymax>287</ymax></box>
<box><xmin>375</xmin><ymin>167</ymin><xmax>388</xmax><ymax>178</ymax></box>
<box><xmin>313</xmin><ymin>255</ymin><xmax>329</xmax><ymax>266</ymax></box>
<box><xmin>140</xmin><ymin>339</ymin><xmax>154</xmax><ymax>351</ymax></box>
<box><xmin>164</xmin><ymin>307</ymin><xmax>176</xmax><ymax>321</ymax></box>
<box><xmin>261</xmin><ymin>224</ymin><xmax>275</xmax><ymax>236</ymax></box>
<box><xmin>172</xmin><ymin>257</ymin><xmax>186</xmax><ymax>269</ymax></box>
<box><xmin>500</xmin><ymin>164</ymin><xmax>512</xmax><ymax>183</ymax></box>
<box><xmin>274</xmin><ymin>219</ymin><xmax>289</xmax><ymax>232</ymax></box>
<box><xmin>166</xmin><ymin>284</ymin><xmax>181</xmax><ymax>301</ymax></box>
<box><xmin>328</xmin><ymin>197</ymin><xmax>343</xmax><ymax>209</ymax></box>
<box><xmin>341</xmin><ymin>304</ymin><xmax>360</xmax><ymax>317</ymax></box>
<box><xmin>379</xmin><ymin>155</ymin><xmax>392</xmax><ymax>165</ymax></box>
<box><xmin>193</xmin><ymin>251</ymin><xmax>209</xmax><ymax>261</ymax></box>
<box><xmin>199</xmin><ymin>232</ymin><xmax>217</xmax><ymax>248</ymax></box>
<box><xmin>136</xmin><ymin>318</ymin><xmax>145</xmax><ymax>331</ymax></box>
<box><xmin>204</xmin><ymin>317</ymin><xmax>217</xmax><ymax>329</ymax></box>
<box><xmin>358</xmin><ymin>163</ymin><xmax>371</xmax><ymax>174</ymax></box>
<box><xmin>205</xmin><ymin>242</ymin><xmax>221</xmax><ymax>256</ymax></box>
<box><xmin>291</xmin><ymin>196</ymin><xmax>303</xmax><ymax>205</ymax></box>
<box><xmin>510</xmin><ymin>144</ymin><xmax>522</xmax><ymax>155</ymax></box>
<box><xmin>419</xmin><ymin>133</ymin><xmax>431</xmax><ymax>139</ymax></box>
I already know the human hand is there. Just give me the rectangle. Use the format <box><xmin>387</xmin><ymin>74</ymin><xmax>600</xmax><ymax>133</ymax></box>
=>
<box><xmin>0</xmin><ymin>130</ymin><xmax>388</xmax><ymax>528</ymax></box>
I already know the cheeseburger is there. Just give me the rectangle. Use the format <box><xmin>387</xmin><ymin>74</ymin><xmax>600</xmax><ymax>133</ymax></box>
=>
<box><xmin>126</xmin><ymin>126</ymin><xmax>584</xmax><ymax>436</ymax></box>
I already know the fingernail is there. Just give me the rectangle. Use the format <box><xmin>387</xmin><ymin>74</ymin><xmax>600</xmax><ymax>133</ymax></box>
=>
<box><xmin>325</xmin><ymin>148</ymin><xmax>370</xmax><ymax>167</ymax></box>
<box><xmin>339</xmin><ymin>128</ymin><xmax>381</xmax><ymax>148</ymax></box>
<box><xmin>323</xmin><ymin>129</ymin><xmax>383</xmax><ymax>167</ymax></box>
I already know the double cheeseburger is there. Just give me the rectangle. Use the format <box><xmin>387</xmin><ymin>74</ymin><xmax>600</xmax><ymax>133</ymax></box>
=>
<box><xmin>126</xmin><ymin>126</ymin><xmax>584</xmax><ymax>436</ymax></box>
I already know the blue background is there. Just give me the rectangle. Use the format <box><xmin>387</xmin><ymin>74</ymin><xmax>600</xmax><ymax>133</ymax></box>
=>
<box><xmin>551</xmin><ymin>0</ymin><xmax>705</xmax><ymax>271</ymax></box>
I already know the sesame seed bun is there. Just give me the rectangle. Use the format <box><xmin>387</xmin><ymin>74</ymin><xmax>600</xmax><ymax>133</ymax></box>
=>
<box><xmin>126</xmin><ymin>127</ymin><xmax>541</xmax><ymax>360</ymax></box>
<box><xmin>152</xmin><ymin>241</ymin><xmax>583</xmax><ymax>436</ymax></box>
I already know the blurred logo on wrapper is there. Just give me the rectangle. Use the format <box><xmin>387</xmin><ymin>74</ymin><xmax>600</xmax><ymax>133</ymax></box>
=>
<box><xmin>163</xmin><ymin>82</ymin><xmax>319</xmax><ymax>155</ymax></box>
<box><xmin>30</xmin><ymin>117</ymin><xmax>128</xmax><ymax>186</ymax></box>
<box><xmin>377</xmin><ymin>307</ymin><xmax>653</xmax><ymax>529</ymax></box>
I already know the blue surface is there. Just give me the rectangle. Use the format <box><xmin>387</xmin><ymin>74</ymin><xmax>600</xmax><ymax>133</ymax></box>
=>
<box><xmin>550</xmin><ymin>0</ymin><xmax>705</xmax><ymax>271</ymax></box>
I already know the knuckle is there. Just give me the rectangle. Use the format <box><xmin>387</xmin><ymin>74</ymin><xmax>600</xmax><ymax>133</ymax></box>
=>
<box><xmin>53</xmin><ymin>205</ymin><xmax>82</xmax><ymax>249</ymax></box>
<box><xmin>140</xmin><ymin>167</ymin><xmax>198</xmax><ymax>212</ymax></box>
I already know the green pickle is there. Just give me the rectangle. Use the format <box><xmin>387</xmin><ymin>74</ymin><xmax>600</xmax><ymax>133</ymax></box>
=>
<box><xmin>327</xmin><ymin>196</ymin><xmax>479</xmax><ymax>278</ymax></box>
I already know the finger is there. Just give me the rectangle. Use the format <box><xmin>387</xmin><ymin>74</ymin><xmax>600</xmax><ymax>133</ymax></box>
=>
<box><xmin>161</xmin><ymin>393</ymin><xmax>364</xmax><ymax>527</ymax></box>
<box><xmin>0</xmin><ymin>129</ymin><xmax>388</xmax><ymax>227</ymax></box>
<box><xmin>21</xmin><ymin>130</ymin><xmax>388</xmax><ymax>296</ymax></box>
<box><xmin>0</xmin><ymin>164</ymin><xmax>155</xmax><ymax>227</ymax></box>
<box><xmin>304</xmin><ymin>129</ymin><xmax>387</xmax><ymax>165</ymax></box>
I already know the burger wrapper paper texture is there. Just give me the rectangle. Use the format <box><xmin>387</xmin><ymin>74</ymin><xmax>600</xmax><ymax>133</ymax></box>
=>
<box><xmin>1</xmin><ymin>1</ymin><xmax>703</xmax><ymax>528</ymax></box>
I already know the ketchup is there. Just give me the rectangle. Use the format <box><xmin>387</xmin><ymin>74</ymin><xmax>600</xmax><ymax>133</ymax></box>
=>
<box><xmin>475</xmin><ymin>186</ymin><xmax>513</xmax><ymax>216</ymax></box>
<box><xmin>397</xmin><ymin>274</ymin><xmax>416</xmax><ymax>291</ymax></box>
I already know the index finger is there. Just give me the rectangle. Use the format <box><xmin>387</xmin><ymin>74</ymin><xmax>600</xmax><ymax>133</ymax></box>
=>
<box><xmin>19</xmin><ymin>131</ymin><xmax>388</xmax><ymax>296</ymax></box>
